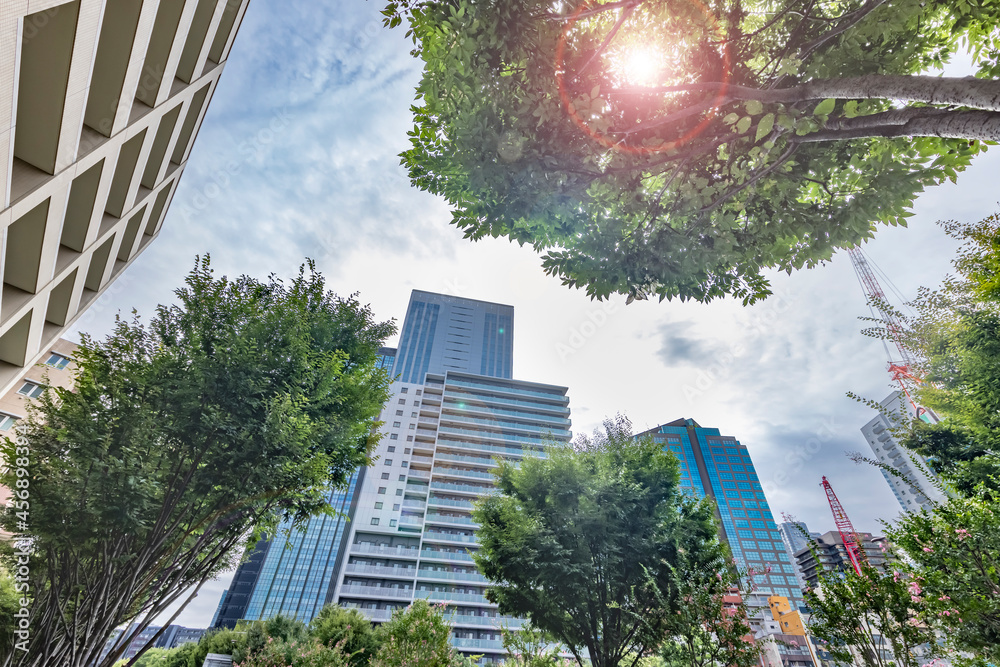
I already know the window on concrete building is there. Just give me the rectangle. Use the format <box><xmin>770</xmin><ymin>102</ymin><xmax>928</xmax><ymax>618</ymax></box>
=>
<box><xmin>17</xmin><ymin>382</ymin><xmax>44</xmax><ymax>399</ymax></box>
<box><xmin>395</xmin><ymin>489</ymin><xmax>403</xmax><ymax>496</ymax></box>
<box><xmin>385</xmin><ymin>459</ymin><xmax>393</xmax><ymax>466</ymax></box>
<box><xmin>0</xmin><ymin>414</ymin><xmax>17</xmax><ymax>430</ymax></box>
<box><xmin>371</xmin><ymin>518</ymin><xmax>380</xmax><ymax>525</ymax></box>
<box><xmin>389</xmin><ymin>434</ymin><xmax>398</xmax><ymax>440</ymax></box>
<box><xmin>401</xmin><ymin>388</ymin><xmax>408</xmax><ymax>393</ymax></box>
<box><xmin>381</xmin><ymin>473</ymin><xmax>390</xmax><ymax>480</ymax></box>
<box><xmin>375</xmin><ymin>502</ymin><xmax>383</xmax><ymax>509</ymax></box>
<box><xmin>378</xmin><ymin>487</ymin><xmax>386</xmax><ymax>494</ymax></box>
<box><xmin>45</xmin><ymin>353</ymin><xmax>70</xmax><ymax>369</ymax></box>
<box><xmin>388</xmin><ymin>446</ymin><xmax>396</xmax><ymax>452</ymax></box>
<box><xmin>390</xmin><ymin>519</ymin><xmax>397</xmax><ymax>527</ymax></box>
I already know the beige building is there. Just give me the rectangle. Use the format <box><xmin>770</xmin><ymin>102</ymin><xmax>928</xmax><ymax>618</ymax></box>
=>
<box><xmin>0</xmin><ymin>337</ymin><xmax>78</xmax><ymax>537</ymax></box>
<box><xmin>0</xmin><ymin>0</ymin><xmax>250</xmax><ymax>396</ymax></box>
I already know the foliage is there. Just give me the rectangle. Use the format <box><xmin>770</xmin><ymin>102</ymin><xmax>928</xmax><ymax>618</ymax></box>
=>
<box><xmin>500</xmin><ymin>624</ymin><xmax>563</xmax><ymax>667</ymax></box>
<box><xmin>309</xmin><ymin>604</ymin><xmax>382</xmax><ymax>667</ymax></box>
<box><xmin>472</xmin><ymin>414</ymin><xmax>719</xmax><ymax>667</ymax></box>
<box><xmin>889</xmin><ymin>488</ymin><xmax>1000</xmax><ymax>661</ymax></box>
<box><xmin>235</xmin><ymin>637</ymin><xmax>351</xmax><ymax>667</ymax></box>
<box><xmin>656</xmin><ymin>555</ymin><xmax>760</xmax><ymax>667</ymax></box>
<box><xmin>804</xmin><ymin>563</ymin><xmax>937</xmax><ymax>667</ymax></box>
<box><xmin>385</xmin><ymin>0</ymin><xmax>999</xmax><ymax>303</ymax></box>
<box><xmin>0</xmin><ymin>564</ymin><xmax>18</xmax><ymax>657</ymax></box>
<box><xmin>0</xmin><ymin>258</ymin><xmax>395</xmax><ymax>667</ymax></box>
<box><xmin>370</xmin><ymin>599</ymin><xmax>461</xmax><ymax>667</ymax></box>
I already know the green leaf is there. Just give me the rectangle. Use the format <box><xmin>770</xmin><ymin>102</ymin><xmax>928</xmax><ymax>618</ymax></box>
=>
<box><xmin>843</xmin><ymin>100</ymin><xmax>859</xmax><ymax>118</ymax></box>
<box><xmin>736</xmin><ymin>116</ymin><xmax>752</xmax><ymax>134</ymax></box>
<box><xmin>755</xmin><ymin>113</ymin><xmax>775</xmax><ymax>142</ymax></box>
<box><xmin>745</xmin><ymin>99</ymin><xmax>764</xmax><ymax>116</ymax></box>
<box><xmin>814</xmin><ymin>98</ymin><xmax>836</xmax><ymax>116</ymax></box>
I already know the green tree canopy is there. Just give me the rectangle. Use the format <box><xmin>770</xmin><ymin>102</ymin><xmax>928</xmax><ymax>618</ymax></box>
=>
<box><xmin>388</xmin><ymin>0</ymin><xmax>1000</xmax><ymax>303</ymax></box>
<box><xmin>472</xmin><ymin>415</ymin><xmax>721</xmax><ymax>667</ymax></box>
<box><xmin>804</xmin><ymin>563</ymin><xmax>937</xmax><ymax>667</ymax></box>
<box><xmin>309</xmin><ymin>604</ymin><xmax>383</xmax><ymax>666</ymax></box>
<box><xmin>0</xmin><ymin>258</ymin><xmax>394</xmax><ymax>667</ymax></box>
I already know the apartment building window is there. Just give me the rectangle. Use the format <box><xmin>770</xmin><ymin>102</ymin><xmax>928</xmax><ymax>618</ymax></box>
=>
<box><xmin>401</xmin><ymin>388</ymin><xmax>408</xmax><ymax>393</ymax></box>
<box><xmin>404</xmin><ymin>448</ymin><xmax>411</xmax><ymax>454</ymax></box>
<box><xmin>0</xmin><ymin>414</ymin><xmax>18</xmax><ymax>430</ymax></box>
<box><xmin>406</xmin><ymin>436</ymin><xmax>413</xmax><ymax>442</ymax></box>
<box><xmin>378</xmin><ymin>487</ymin><xmax>387</xmax><ymax>494</ymax></box>
<box><xmin>17</xmin><ymin>382</ymin><xmax>44</xmax><ymax>399</ymax></box>
<box><xmin>395</xmin><ymin>489</ymin><xmax>403</xmax><ymax>496</ymax></box>
<box><xmin>375</xmin><ymin>502</ymin><xmax>383</xmax><ymax>509</ymax></box>
<box><xmin>396</xmin><ymin>410</ymin><xmax>403</xmax><ymax>416</ymax></box>
<box><xmin>385</xmin><ymin>459</ymin><xmax>393</xmax><ymax>466</ymax></box>
<box><xmin>411</xmin><ymin>412</ymin><xmax>417</xmax><ymax>418</ymax></box>
<box><xmin>393</xmin><ymin>422</ymin><xmax>401</xmax><ymax>428</ymax></box>
<box><xmin>389</xmin><ymin>434</ymin><xmax>398</xmax><ymax>440</ymax></box>
<box><xmin>415</xmin><ymin>390</ymin><xmax>422</xmax><ymax>395</ymax></box>
<box><xmin>408</xmin><ymin>424</ymin><xmax>415</xmax><ymax>430</ymax></box>
<box><xmin>398</xmin><ymin>475</ymin><xmax>406</xmax><ymax>481</ymax></box>
<box><xmin>371</xmin><ymin>518</ymin><xmax>380</xmax><ymax>525</ymax></box>
<box><xmin>389</xmin><ymin>520</ymin><xmax>397</xmax><ymax>527</ymax></box>
<box><xmin>45</xmin><ymin>353</ymin><xmax>70</xmax><ymax>369</ymax></box>
<box><xmin>398</xmin><ymin>399</ymin><xmax>406</xmax><ymax>405</ymax></box>
<box><xmin>393</xmin><ymin>504</ymin><xmax>400</xmax><ymax>511</ymax></box>
<box><xmin>381</xmin><ymin>473</ymin><xmax>390</xmax><ymax>480</ymax></box>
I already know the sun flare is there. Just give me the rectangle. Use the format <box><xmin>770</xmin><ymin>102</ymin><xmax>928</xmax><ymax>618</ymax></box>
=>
<box><xmin>615</xmin><ymin>44</ymin><xmax>667</xmax><ymax>87</ymax></box>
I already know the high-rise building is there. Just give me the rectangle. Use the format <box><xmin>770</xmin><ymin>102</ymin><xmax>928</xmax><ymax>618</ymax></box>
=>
<box><xmin>635</xmin><ymin>420</ymin><xmax>804</xmax><ymax>621</ymax></box>
<box><xmin>793</xmin><ymin>530</ymin><xmax>890</xmax><ymax>588</ymax></box>
<box><xmin>778</xmin><ymin>521</ymin><xmax>820</xmax><ymax>591</ymax></box>
<box><xmin>217</xmin><ymin>291</ymin><xmax>572</xmax><ymax>665</ymax></box>
<box><xmin>0</xmin><ymin>0</ymin><xmax>248</xmax><ymax>394</ymax></box>
<box><xmin>860</xmin><ymin>392</ymin><xmax>948</xmax><ymax>512</ymax></box>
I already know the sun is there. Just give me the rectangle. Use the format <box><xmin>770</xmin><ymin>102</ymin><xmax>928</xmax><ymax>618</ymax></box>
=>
<box><xmin>614</xmin><ymin>44</ymin><xmax>667</xmax><ymax>87</ymax></box>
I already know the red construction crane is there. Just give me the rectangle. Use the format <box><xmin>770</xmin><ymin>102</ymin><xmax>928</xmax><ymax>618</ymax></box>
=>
<box><xmin>821</xmin><ymin>476</ymin><xmax>864</xmax><ymax>576</ymax></box>
<box><xmin>848</xmin><ymin>248</ymin><xmax>934</xmax><ymax>423</ymax></box>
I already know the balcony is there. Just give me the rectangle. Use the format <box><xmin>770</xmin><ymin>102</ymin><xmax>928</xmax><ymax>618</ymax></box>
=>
<box><xmin>411</xmin><ymin>454</ymin><xmax>434</xmax><ymax>465</ymax></box>
<box><xmin>426</xmin><ymin>512</ymin><xmax>478</xmax><ymax>528</ymax></box>
<box><xmin>344</xmin><ymin>564</ymin><xmax>417</xmax><ymax>578</ymax></box>
<box><xmin>418</xmin><ymin>568</ymin><xmax>488</xmax><ymax>584</ymax></box>
<box><xmin>437</xmin><ymin>426</ymin><xmax>552</xmax><ymax>447</ymax></box>
<box><xmin>444</xmin><ymin>379</ymin><xmax>569</xmax><ymax>404</ymax></box>
<box><xmin>340</xmin><ymin>584</ymin><xmax>414</xmax><ymax>599</ymax></box>
<box><xmin>434</xmin><ymin>466</ymin><xmax>494</xmax><ymax>482</ymax></box>
<box><xmin>431</xmin><ymin>480</ymin><xmax>494</xmax><ymax>496</ymax></box>
<box><xmin>424</xmin><ymin>531</ymin><xmax>479</xmax><ymax>545</ymax></box>
<box><xmin>408</xmin><ymin>469</ymin><xmax>432</xmax><ymax>481</ymax></box>
<box><xmin>452</xmin><ymin>638</ymin><xmax>504</xmax><ymax>651</ymax></box>
<box><xmin>402</xmin><ymin>498</ymin><xmax>427</xmax><ymax>510</ymax></box>
<box><xmin>351</xmin><ymin>543</ymin><xmax>420</xmax><ymax>558</ymax></box>
<box><xmin>420</xmin><ymin>549</ymin><xmax>475</xmax><ymax>563</ymax></box>
<box><xmin>417</xmin><ymin>589</ymin><xmax>491</xmax><ymax>605</ymax></box>
<box><xmin>399</xmin><ymin>515</ymin><xmax>424</xmax><ymax>527</ymax></box>
<box><xmin>445</xmin><ymin>614</ymin><xmax>524</xmax><ymax>629</ymax></box>
<box><xmin>435</xmin><ymin>452</ymin><xmax>498</xmax><ymax>468</ymax></box>
<box><xmin>437</xmin><ymin>438</ymin><xmax>545</xmax><ymax>460</ymax></box>
<box><xmin>427</xmin><ymin>496</ymin><xmax>474</xmax><ymax>510</ymax></box>
<box><xmin>352</xmin><ymin>607</ymin><xmax>394</xmax><ymax>622</ymax></box>
<box><xmin>444</xmin><ymin>390</ymin><xmax>570</xmax><ymax>416</ymax></box>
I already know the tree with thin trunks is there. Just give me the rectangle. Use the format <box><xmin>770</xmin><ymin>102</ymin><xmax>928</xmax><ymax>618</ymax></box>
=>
<box><xmin>0</xmin><ymin>258</ymin><xmax>394</xmax><ymax>667</ymax></box>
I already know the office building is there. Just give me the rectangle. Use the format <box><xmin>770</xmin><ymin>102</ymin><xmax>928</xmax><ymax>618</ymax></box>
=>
<box><xmin>636</xmin><ymin>420</ymin><xmax>804</xmax><ymax>622</ymax></box>
<box><xmin>793</xmin><ymin>530</ymin><xmax>890</xmax><ymax>588</ymax></box>
<box><xmin>155</xmin><ymin>625</ymin><xmax>205</xmax><ymax>649</ymax></box>
<box><xmin>0</xmin><ymin>0</ymin><xmax>248</xmax><ymax>394</ymax></box>
<box><xmin>216</xmin><ymin>291</ymin><xmax>572</xmax><ymax>665</ymax></box>
<box><xmin>860</xmin><ymin>392</ymin><xmax>948</xmax><ymax>512</ymax></box>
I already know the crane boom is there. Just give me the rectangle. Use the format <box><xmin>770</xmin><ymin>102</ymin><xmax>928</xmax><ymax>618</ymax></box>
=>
<box><xmin>821</xmin><ymin>476</ymin><xmax>864</xmax><ymax>576</ymax></box>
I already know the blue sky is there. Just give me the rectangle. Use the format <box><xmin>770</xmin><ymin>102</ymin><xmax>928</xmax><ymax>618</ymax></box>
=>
<box><xmin>70</xmin><ymin>0</ymin><xmax>1000</xmax><ymax>627</ymax></box>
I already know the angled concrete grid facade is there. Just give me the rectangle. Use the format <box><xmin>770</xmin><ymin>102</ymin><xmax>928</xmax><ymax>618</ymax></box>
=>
<box><xmin>0</xmin><ymin>0</ymin><xmax>249</xmax><ymax>394</ymax></box>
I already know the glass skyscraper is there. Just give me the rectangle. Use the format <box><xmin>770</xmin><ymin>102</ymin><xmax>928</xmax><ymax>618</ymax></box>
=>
<box><xmin>636</xmin><ymin>419</ymin><xmax>804</xmax><ymax>618</ymax></box>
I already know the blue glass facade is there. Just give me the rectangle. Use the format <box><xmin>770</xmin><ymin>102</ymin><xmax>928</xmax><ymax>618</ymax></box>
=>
<box><xmin>395</xmin><ymin>301</ymin><xmax>441</xmax><ymax>383</ymax></box>
<box><xmin>640</xmin><ymin>420</ymin><xmax>803</xmax><ymax>604</ymax></box>
<box><xmin>237</xmin><ymin>472</ymin><xmax>361</xmax><ymax>623</ymax></box>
